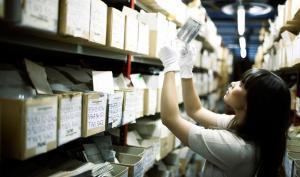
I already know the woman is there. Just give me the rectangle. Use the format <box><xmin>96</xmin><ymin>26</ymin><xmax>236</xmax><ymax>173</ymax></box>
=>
<box><xmin>158</xmin><ymin>46</ymin><xmax>291</xmax><ymax>177</ymax></box>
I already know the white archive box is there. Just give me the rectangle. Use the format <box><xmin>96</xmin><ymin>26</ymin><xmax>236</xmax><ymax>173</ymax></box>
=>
<box><xmin>57</xmin><ymin>92</ymin><xmax>82</xmax><ymax>145</ymax></box>
<box><xmin>59</xmin><ymin>0</ymin><xmax>91</xmax><ymax>39</ymax></box>
<box><xmin>82</xmin><ymin>92</ymin><xmax>107</xmax><ymax>137</ymax></box>
<box><xmin>139</xmin><ymin>12</ymin><xmax>168</xmax><ymax>57</ymax></box>
<box><xmin>0</xmin><ymin>96</ymin><xmax>58</xmax><ymax>160</ymax></box>
<box><xmin>122</xmin><ymin>6</ymin><xmax>139</xmax><ymax>52</ymax></box>
<box><xmin>119</xmin><ymin>88</ymin><xmax>137</xmax><ymax>125</ymax></box>
<box><xmin>137</xmin><ymin>21</ymin><xmax>150</xmax><ymax>55</ymax></box>
<box><xmin>5</xmin><ymin>0</ymin><xmax>59</xmax><ymax>32</ymax></box>
<box><xmin>107</xmin><ymin>7</ymin><xmax>125</xmax><ymax>49</ymax></box>
<box><xmin>131</xmin><ymin>74</ymin><xmax>157</xmax><ymax>116</ymax></box>
<box><xmin>89</xmin><ymin>0</ymin><xmax>107</xmax><ymax>44</ymax></box>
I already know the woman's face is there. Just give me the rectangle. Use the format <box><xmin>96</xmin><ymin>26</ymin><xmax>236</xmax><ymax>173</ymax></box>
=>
<box><xmin>224</xmin><ymin>81</ymin><xmax>247</xmax><ymax>112</ymax></box>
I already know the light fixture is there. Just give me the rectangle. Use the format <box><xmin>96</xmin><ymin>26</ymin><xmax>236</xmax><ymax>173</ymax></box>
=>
<box><xmin>237</xmin><ymin>5</ymin><xmax>245</xmax><ymax>35</ymax></box>
<box><xmin>240</xmin><ymin>48</ymin><xmax>247</xmax><ymax>58</ymax></box>
<box><xmin>239</xmin><ymin>36</ymin><xmax>246</xmax><ymax>49</ymax></box>
<box><xmin>221</xmin><ymin>2</ymin><xmax>273</xmax><ymax>16</ymax></box>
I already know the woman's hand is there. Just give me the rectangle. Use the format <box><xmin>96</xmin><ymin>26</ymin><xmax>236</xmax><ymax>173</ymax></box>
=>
<box><xmin>178</xmin><ymin>44</ymin><xmax>196</xmax><ymax>78</ymax></box>
<box><xmin>158</xmin><ymin>46</ymin><xmax>180</xmax><ymax>73</ymax></box>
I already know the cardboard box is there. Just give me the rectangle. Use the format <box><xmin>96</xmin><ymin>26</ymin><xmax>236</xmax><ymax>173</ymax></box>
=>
<box><xmin>114</xmin><ymin>153</ymin><xmax>144</xmax><ymax>177</ymax></box>
<box><xmin>5</xmin><ymin>0</ymin><xmax>59</xmax><ymax>32</ymax></box>
<box><xmin>144</xmin><ymin>88</ymin><xmax>157</xmax><ymax>116</ymax></box>
<box><xmin>137</xmin><ymin>21</ymin><xmax>149</xmax><ymax>55</ymax></box>
<box><xmin>0</xmin><ymin>96</ymin><xmax>58</xmax><ymax>160</ymax></box>
<box><xmin>121</xmin><ymin>89</ymin><xmax>137</xmax><ymax>125</ymax></box>
<box><xmin>89</xmin><ymin>0</ymin><xmax>107</xmax><ymax>44</ymax></box>
<box><xmin>159</xmin><ymin>133</ymin><xmax>175</xmax><ymax>160</ymax></box>
<box><xmin>139</xmin><ymin>12</ymin><xmax>168</xmax><ymax>57</ymax></box>
<box><xmin>124</xmin><ymin>15</ymin><xmax>139</xmax><ymax>52</ymax></box>
<box><xmin>107</xmin><ymin>7</ymin><xmax>125</xmax><ymax>49</ymax></box>
<box><xmin>135</xmin><ymin>89</ymin><xmax>144</xmax><ymax>118</ymax></box>
<box><xmin>57</xmin><ymin>92</ymin><xmax>82</xmax><ymax>145</ymax></box>
<box><xmin>110</xmin><ymin>163</ymin><xmax>129</xmax><ymax>177</ymax></box>
<box><xmin>59</xmin><ymin>0</ymin><xmax>90</xmax><ymax>39</ymax></box>
<box><xmin>107</xmin><ymin>91</ymin><xmax>124</xmax><ymax>129</ymax></box>
<box><xmin>82</xmin><ymin>92</ymin><xmax>107</xmax><ymax>137</ymax></box>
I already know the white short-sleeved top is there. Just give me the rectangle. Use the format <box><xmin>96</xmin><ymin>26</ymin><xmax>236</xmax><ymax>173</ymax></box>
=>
<box><xmin>188</xmin><ymin>114</ymin><xmax>257</xmax><ymax>177</ymax></box>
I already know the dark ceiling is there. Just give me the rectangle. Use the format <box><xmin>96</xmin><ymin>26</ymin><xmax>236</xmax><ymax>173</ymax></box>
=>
<box><xmin>198</xmin><ymin>0</ymin><xmax>285</xmax><ymax>62</ymax></box>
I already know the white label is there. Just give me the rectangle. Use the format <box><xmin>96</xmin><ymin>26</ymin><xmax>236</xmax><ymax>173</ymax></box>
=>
<box><xmin>26</xmin><ymin>104</ymin><xmax>57</xmax><ymax>150</ymax></box>
<box><xmin>111</xmin><ymin>9</ymin><xmax>124</xmax><ymax>48</ymax></box>
<box><xmin>23</xmin><ymin>0</ymin><xmax>59</xmax><ymax>32</ymax></box>
<box><xmin>66</xmin><ymin>0</ymin><xmax>90</xmax><ymax>38</ymax></box>
<box><xmin>59</xmin><ymin>95</ymin><xmax>82</xmax><ymax>145</ymax></box>
<box><xmin>90</xmin><ymin>0</ymin><xmax>107</xmax><ymax>44</ymax></box>
<box><xmin>87</xmin><ymin>94</ymin><xmax>107</xmax><ymax>129</ymax></box>
<box><xmin>122</xmin><ymin>92</ymin><xmax>136</xmax><ymax>125</ymax></box>
<box><xmin>108</xmin><ymin>93</ymin><xmax>123</xmax><ymax>128</ymax></box>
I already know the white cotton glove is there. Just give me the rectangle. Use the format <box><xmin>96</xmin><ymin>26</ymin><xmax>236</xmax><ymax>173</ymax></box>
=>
<box><xmin>158</xmin><ymin>46</ymin><xmax>180</xmax><ymax>73</ymax></box>
<box><xmin>178</xmin><ymin>44</ymin><xmax>196</xmax><ymax>78</ymax></box>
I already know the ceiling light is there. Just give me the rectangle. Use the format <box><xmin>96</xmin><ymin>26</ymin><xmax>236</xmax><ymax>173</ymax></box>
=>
<box><xmin>239</xmin><ymin>36</ymin><xmax>246</xmax><ymax>49</ymax></box>
<box><xmin>221</xmin><ymin>2</ymin><xmax>273</xmax><ymax>16</ymax></box>
<box><xmin>237</xmin><ymin>5</ymin><xmax>245</xmax><ymax>35</ymax></box>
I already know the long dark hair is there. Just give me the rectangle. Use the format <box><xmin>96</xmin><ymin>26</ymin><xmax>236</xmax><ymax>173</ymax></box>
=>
<box><xmin>229</xmin><ymin>68</ymin><xmax>291</xmax><ymax>177</ymax></box>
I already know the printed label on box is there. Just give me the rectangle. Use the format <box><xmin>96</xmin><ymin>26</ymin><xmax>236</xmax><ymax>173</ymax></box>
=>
<box><xmin>26</xmin><ymin>105</ymin><xmax>57</xmax><ymax>149</ymax></box>
<box><xmin>59</xmin><ymin>95</ymin><xmax>82</xmax><ymax>145</ymax></box>
<box><xmin>108</xmin><ymin>93</ymin><xmax>123</xmax><ymax>128</ymax></box>
<box><xmin>87</xmin><ymin>94</ymin><xmax>107</xmax><ymax>129</ymax></box>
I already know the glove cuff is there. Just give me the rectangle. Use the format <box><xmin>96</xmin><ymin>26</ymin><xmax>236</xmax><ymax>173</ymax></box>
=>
<box><xmin>164</xmin><ymin>62</ymin><xmax>180</xmax><ymax>73</ymax></box>
<box><xmin>180</xmin><ymin>67</ymin><xmax>193</xmax><ymax>78</ymax></box>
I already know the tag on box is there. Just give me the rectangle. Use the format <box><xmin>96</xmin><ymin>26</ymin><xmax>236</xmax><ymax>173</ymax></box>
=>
<box><xmin>92</xmin><ymin>71</ymin><xmax>114</xmax><ymax>94</ymax></box>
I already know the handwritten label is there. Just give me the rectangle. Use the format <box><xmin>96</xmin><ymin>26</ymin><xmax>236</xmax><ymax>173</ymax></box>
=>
<box><xmin>23</xmin><ymin>0</ymin><xmax>59</xmax><ymax>32</ymax></box>
<box><xmin>90</xmin><ymin>0</ymin><xmax>107</xmax><ymax>43</ymax></box>
<box><xmin>26</xmin><ymin>104</ymin><xmax>57</xmax><ymax>150</ymax></box>
<box><xmin>87</xmin><ymin>94</ymin><xmax>107</xmax><ymax>130</ymax></box>
<box><xmin>122</xmin><ymin>92</ymin><xmax>136</xmax><ymax>125</ymax></box>
<box><xmin>108</xmin><ymin>92</ymin><xmax>123</xmax><ymax>128</ymax></box>
<box><xmin>59</xmin><ymin>95</ymin><xmax>82</xmax><ymax>145</ymax></box>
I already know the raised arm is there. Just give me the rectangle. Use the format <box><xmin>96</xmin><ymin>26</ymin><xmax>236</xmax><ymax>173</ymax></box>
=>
<box><xmin>158</xmin><ymin>47</ymin><xmax>193</xmax><ymax>145</ymax></box>
<box><xmin>179</xmin><ymin>45</ymin><xmax>227</xmax><ymax>128</ymax></box>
